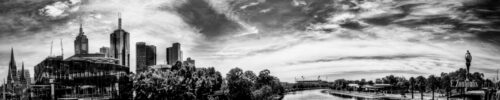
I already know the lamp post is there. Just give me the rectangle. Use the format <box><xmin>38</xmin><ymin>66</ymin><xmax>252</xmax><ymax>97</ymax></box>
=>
<box><xmin>465</xmin><ymin>50</ymin><xmax>472</xmax><ymax>81</ymax></box>
<box><xmin>464</xmin><ymin>50</ymin><xmax>472</xmax><ymax>100</ymax></box>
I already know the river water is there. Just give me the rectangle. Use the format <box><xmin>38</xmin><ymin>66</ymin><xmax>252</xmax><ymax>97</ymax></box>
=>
<box><xmin>282</xmin><ymin>89</ymin><xmax>361</xmax><ymax>100</ymax></box>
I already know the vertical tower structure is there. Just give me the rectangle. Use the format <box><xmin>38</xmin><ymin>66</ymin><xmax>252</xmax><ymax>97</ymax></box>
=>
<box><xmin>110</xmin><ymin>15</ymin><xmax>130</xmax><ymax>67</ymax></box>
<box><xmin>7</xmin><ymin>48</ymin><xmax>17</xmax><ymax>84</ymax></box>
<box><xmin>136</xmin><ymin>42</ymin><xmax>157</xmax><ymax>73</ymax></box>
<box><xmin>166</xmin><ymin>43</ymin><xmax>182</xmax><ymax>65</ymax></box>
<box><xmin>19</xmin><ymin>62</ymin><xmax>26</xmax><ymax>84</ymax></box>
<box><xmin>74</xmin><ymin>23</ymin><xmax>89</xmax><ymax>55</ymax></box>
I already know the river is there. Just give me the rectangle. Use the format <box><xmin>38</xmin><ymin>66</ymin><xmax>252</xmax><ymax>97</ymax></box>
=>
<box><xmin>282</xmin><ymin>89</ymin><xmax>363</xmax><ymax>100</ymax></box>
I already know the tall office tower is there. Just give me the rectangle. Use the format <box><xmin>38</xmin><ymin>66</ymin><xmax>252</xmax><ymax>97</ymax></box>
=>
<box><xmin>146</xmin><ymin>45</ymin><xmax>157</xmax><ymax>66</ymax></box>
<box><xmin>166</xmin><ymin>47</ymin><xmax>171</xmax><ymax>65</ymax></box>
<box><xmin>136</xmin><ymin>42</ymin><xmax>157</xmax><ymax>73</ymax></box>
<box><xmin>110</xmin><ymin>16</ymin><xmax>130</xmax><ymax>67</ymax></box>
<box><xmin>166</xmin><ymin>43</ymin><xmax>182</xmax><ymax>65</ymax></box>
<box><xmin>100</xmin><ymin>47</ymin><xmax>110</xmax><ymax>57</ymax></box>
<box><xmin>74</xmin><ymin>23</ymin><xmax>89</xmax><ymax>55</ymax></box>
<box><xmin>7</xmin><ymin>48</ymin><xmax>17</xmax><ymax>83</ymax></box>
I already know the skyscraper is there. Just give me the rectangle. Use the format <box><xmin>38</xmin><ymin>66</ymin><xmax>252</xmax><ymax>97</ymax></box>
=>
<box><xmin>146</xmin><ymin>45</ymin><xmax>157</xmax><ymax>66</ymax></box>
<box><xmin>110</xmin><ymin>16</ymin><xmax>130</xmax><ymax>67</ymax></box>
<box><xmin>136</xmin><ymin>42</ymin><xmax>156</xmax><ymax>73</ymax></box>
<box><xmin>7</xmin><ymin>48</ymin><xmax>17</xmax><ymax>84</ymax></box>
<box><xmin>99</xmin><ymin>47</ymin><xmax>110</xmax><ymax>57</ymax></box>
<box><xmin>166</xmin><ymin>43</ymin><xmax>182</xmax><ymax>65</ymax></box>
<box><xmin>74</xmin><ymin>23</ymin><xmax>89</xmax><ymax>55</ymax></box>
<box><xmin>166</xmin><ymin>47</ymin><xmax>171</xmax><ymax>65</ymax></box>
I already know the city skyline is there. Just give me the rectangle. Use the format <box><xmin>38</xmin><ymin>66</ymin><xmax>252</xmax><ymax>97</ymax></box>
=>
<box><xmin>1</xmin><ymin>0</ymin><xmax>500</xmax><ymax>83</ymax></box>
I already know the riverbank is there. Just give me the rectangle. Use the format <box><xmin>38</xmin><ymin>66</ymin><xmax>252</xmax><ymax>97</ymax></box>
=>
<box><xmin>283</xmin><ymin>89</ymin><xmax>361</xmax><ymax>100</ymax></box>
<box><xmin>325</xmin><ymin>90</ymin><xmax>408</xmax><ymax>100</ymax></box>
<box><xmin>325</xmin><ymin>90</ymin><xmax>447</xmax><ymax>100</ymax></box>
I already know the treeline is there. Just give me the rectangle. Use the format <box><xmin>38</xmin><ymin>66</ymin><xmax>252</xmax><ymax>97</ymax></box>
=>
<box><xmin>129</xmin><ymin>62</ymin><xmax>285</xmax><ymax>100</ymax></box>
<box><xmin>330</xmin><ymin>68</ymin><xmax>500</xmax><ymax>99</ymax></box>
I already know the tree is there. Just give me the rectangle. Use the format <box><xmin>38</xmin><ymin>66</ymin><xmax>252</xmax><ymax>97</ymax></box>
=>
<box><xmin>254</xmin><ymin>69</ymin><xmax>284</xmax><ymax>99</ymax></box>
<box><xmin>440</xmin><ymin>72</ymin><xmax>452</xmax><ymax>100</ymax></box>
<box><xmin>358</xmin><ymin>79</ymin><xmax>366</xmax><ymax>91</ymax></box>
<box><xmin>427</xmin><ymin>75</ymin><xmax>440</xmax><ymax>100</ymax></box>
<box><xmin>332</xmin><ymin>79</ymin><xmax>349</xmax><ymax>90</ymax></box>
<box><xmin>244</xmin><ymin>70</ymin><xmax>257</xmax><ymax>91</ymax></box>
<box><xmin>409</xmin><ymin>77</ymin><xmax>415</xmax><ymax>99</ymax></box>
<box><xmin>133</xmin><ymin>66</ymin><xmax>222</xmax><ymax>100</ymax></box>
<box><xmin>383</xmin><ymin>75</ymin><xmax>398</xmax><ymax>93</ymax></box>
<box><xmin>171</xmin><ymin>61</ymin><xmax>183</xmax><ymax>71</ymax></box>
<box><xmin>367</xmin><ymin>80</ymin><xmax>374</xmax><ymax>86</ymax></box>
<box><xmin>416</xmin><ymin>76</ymin><xmax>426</xmax><ymax>100</ymax></box>
<box><xmin>244</xmin><ymin>71</ymin><xmax>257</xmax><ymax>82</ymax></box>
<box><xmin>226</xmin><ymin>68</ymin><xmax>253</xmax><ymax>100</ymax></box>
<box><xmin>470</xmin><ymin>72</ymin><xmax>484</xmax><ymax>87</ymax></box>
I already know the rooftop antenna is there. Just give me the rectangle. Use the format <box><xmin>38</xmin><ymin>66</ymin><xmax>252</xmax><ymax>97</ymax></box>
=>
<box><xmin>50</xmin><ymin>40</ymin><xmax>53</xmax><ymax>57</ymax></box>
<box><xmin>118</xmin><ymin>12</ymin><xmax>122</xmax><ymax>29</ymax></box>
<box><xmin>60</xmin><ymin>38</ymin><xmax>63</xmax><ymax>58</ymax></box>
<box><xmin>79</xmin><ymin>17</ymin><xmax>84</xmax><ymax>35</ymax></box>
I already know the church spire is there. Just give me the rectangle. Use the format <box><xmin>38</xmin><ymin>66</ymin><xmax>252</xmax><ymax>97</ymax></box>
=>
<box><xmin>20</xmin><ymin>61</ymin><xmax>25</xmax><ymax>83</ymax></box>
<box><xmin>7</xmin><ymin>47</ymin><xmax>17</xmax><ymax>83</ymax></box>
<box><xmin>9</xmin><ymin>48</ymin><xmax>14</xmax><ymax>65</ymax></box>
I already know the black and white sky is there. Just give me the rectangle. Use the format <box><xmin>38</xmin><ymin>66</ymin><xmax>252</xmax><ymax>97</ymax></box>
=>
<box><xmin>1</xmin><ymin>0</ymin><xmax>500</xmax><ymax>82</ymax></box>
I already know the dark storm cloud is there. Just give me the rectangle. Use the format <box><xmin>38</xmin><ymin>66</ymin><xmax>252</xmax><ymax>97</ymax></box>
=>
<box><xmin>0</xmin><ymin>0</ymin><xmax>81</xmax><ymax>38</ymax></box>
<box><xmin>463</xmin><ymin>0</ymin><xmax>500</xmax><ymax>45</ymax></box>
<box><xmin>175</xmin><ymin>0</ymin><xmax>245</xmax><ymax>40</ymax></box>
<box><xmin>290</xmin><ymin>54</ymin><xmax>428</xmax><ymax>65</ymax></box>
<box><xmin>387</xmin><ymin>1</ymin><xmax>500</xmax><ymax>43</ymax></box>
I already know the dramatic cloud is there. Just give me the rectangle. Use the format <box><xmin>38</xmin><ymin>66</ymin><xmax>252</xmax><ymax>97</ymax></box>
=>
<box><xmin>1</xmin><ymin>0</ymin><xmax>500</xmax><ymax>83</ymax></box>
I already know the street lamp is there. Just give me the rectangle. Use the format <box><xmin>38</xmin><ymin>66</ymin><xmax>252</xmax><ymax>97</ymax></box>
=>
<box><xmin>465</xmin><ymin>50</ymin><xmax>472</xmax><ymax>80</ymax></box>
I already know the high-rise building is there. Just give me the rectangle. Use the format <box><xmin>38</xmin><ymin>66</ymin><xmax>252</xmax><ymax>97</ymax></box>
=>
<box><xmin>99</xmin><ymin>47</ymin><xmax>110</xmax><ymax>57</ymax></box>
<box><xmin>74</xmin><ymin>23</ymin><xmax>89</xmax><ymax>55</ymax></box>
<box><xmin>166</xmin><ymin>43</ymin><xmax>182</xmax><ymax>65</ymax></box>
<box><xmin>166</xmin><ymin>47</ymin><xmax>171</xmax><ymax>64</ymax></box>
<box><xmin>183</xmin><ymin>57</ymin><xmax>195</xmax><ymax>66</ymax></box>
<box><xmin>110</xmin><ymin>16</ymin><xmax>130</xmax><ymax>67</ymax></box>
<box><xmin>7</xmin><ymin>48</ymin><xmax>17</xmax><ymax>84</ymax></box>
<box><xmin>136</xmin><ymin>42</ymin><xmax>156</xmax><ymax>73</ymax></box>
<box><xmin>146</xmin><ymin>45</ymin><xmax>157</xmax><ymax>66</ymax></box>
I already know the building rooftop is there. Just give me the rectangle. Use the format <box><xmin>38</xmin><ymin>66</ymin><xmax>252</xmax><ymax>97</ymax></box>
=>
<box><xmin>65</xmin><ymin>53</ymin><xmax>117</xmax><ymax>64</ymax></box>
